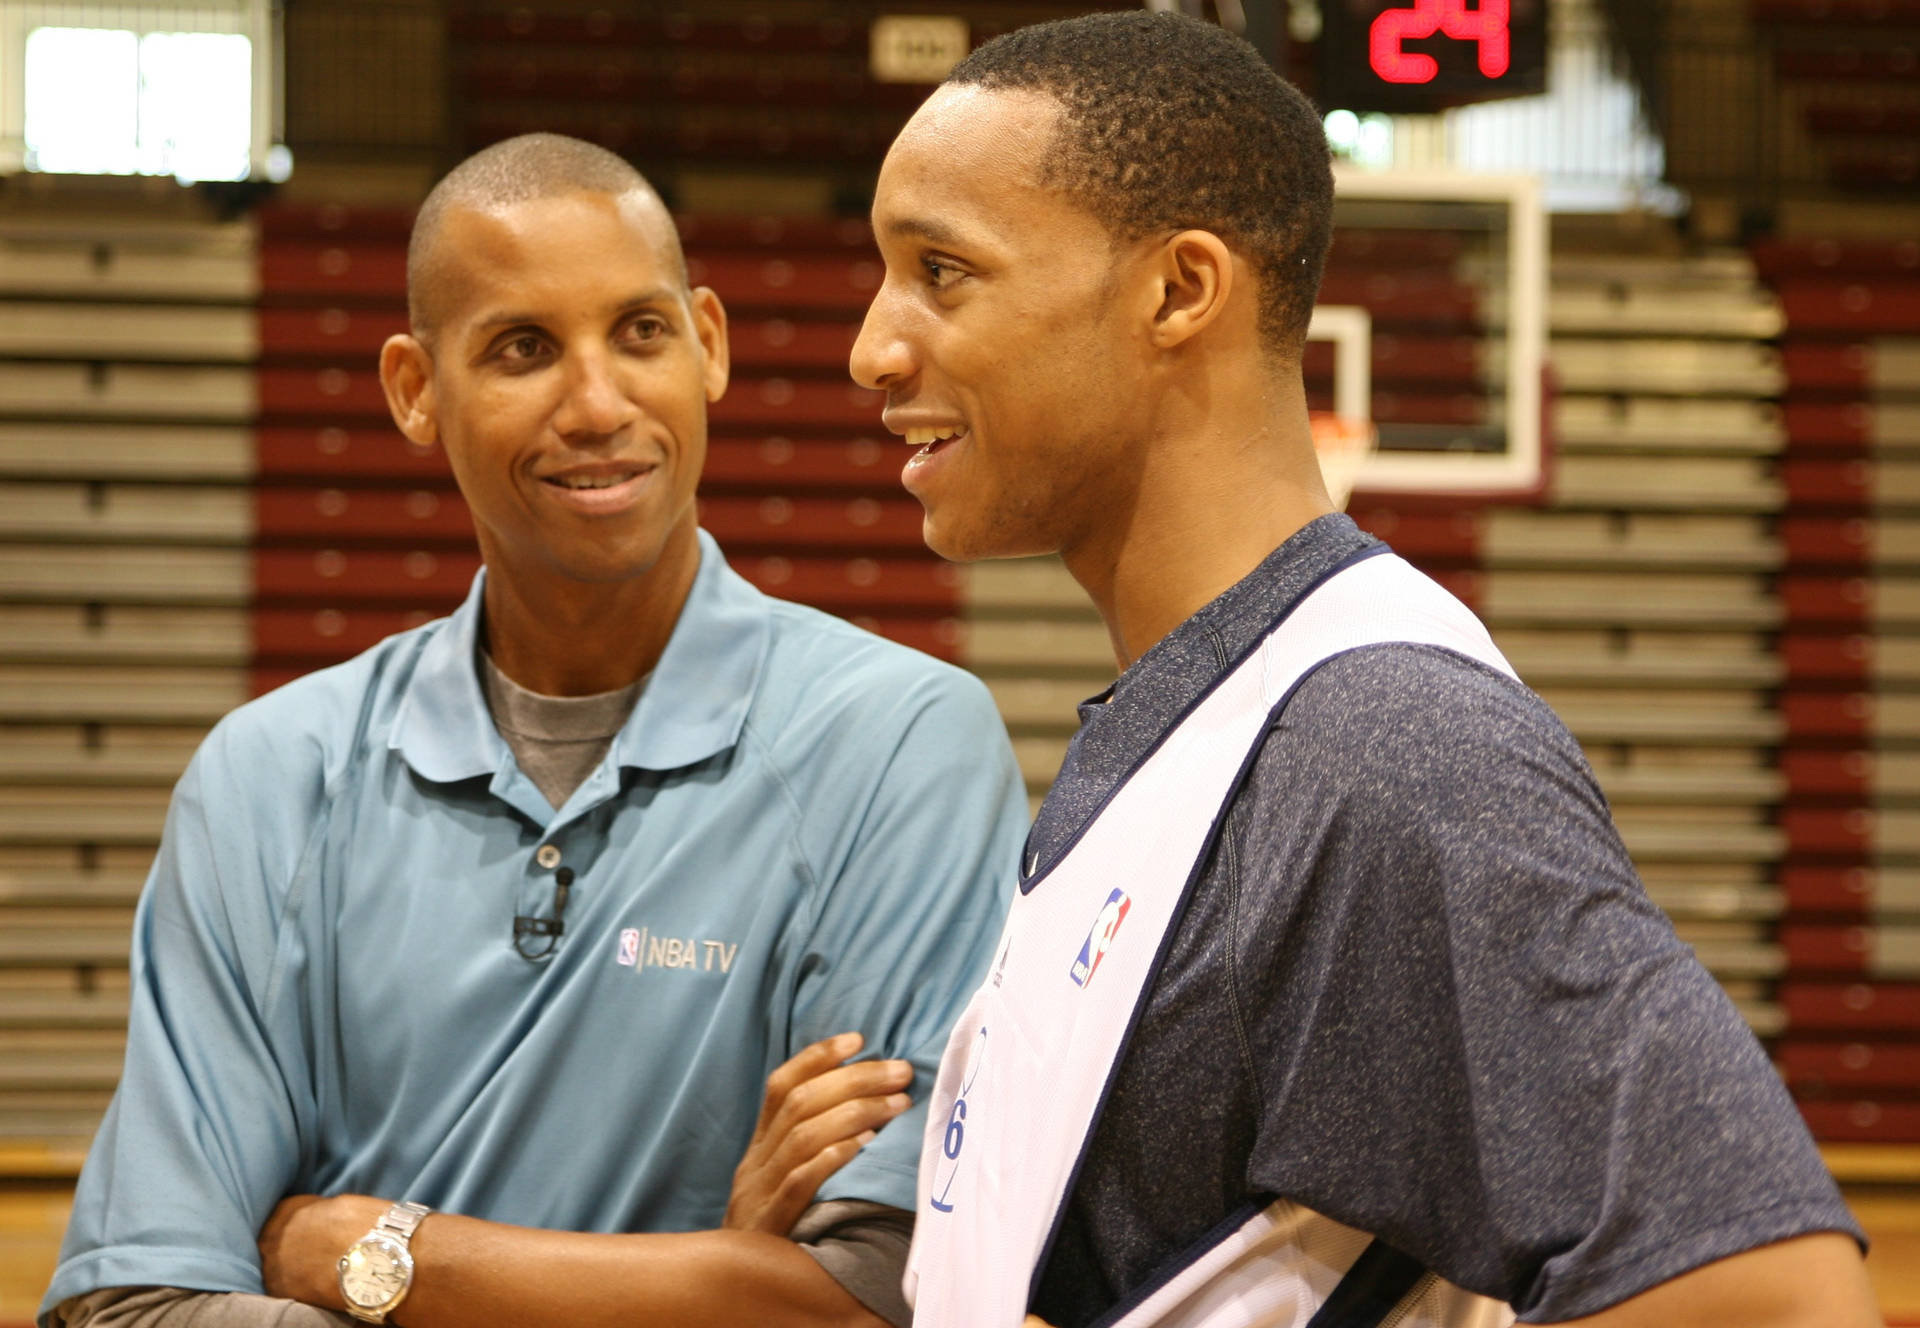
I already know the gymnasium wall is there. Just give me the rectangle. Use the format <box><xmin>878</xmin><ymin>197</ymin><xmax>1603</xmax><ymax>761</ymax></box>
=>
<box><xmin>1</xmin><ymin>0</ymin><xmax>1918</xmax><ymax>1318</ymax></box>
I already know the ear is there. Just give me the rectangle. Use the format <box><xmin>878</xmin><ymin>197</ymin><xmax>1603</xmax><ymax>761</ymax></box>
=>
<box><xmin>690</xmin><ymin>286</ymin><xmax>732</xmax><ymax>403</ymax></box>
<box><xmin>1148</xmin><ymin>230</ymin><xmax>1235</xmax><ymax>351</ymax></box>
<box><xmin>380</xmin><ymin>334</ymin><xmax>439</xmax><ymax>450</ymax></box>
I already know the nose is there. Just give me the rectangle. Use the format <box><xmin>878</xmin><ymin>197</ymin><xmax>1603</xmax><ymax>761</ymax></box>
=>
<box><xmin>850</xmin><ymin>281</ymin><xmax>915</xmax><ymax>391</ymax></box>
<box><xmin>553</xmin><ymin>347</ymin><xmax>639</xmax><ymax>441</ymax></box>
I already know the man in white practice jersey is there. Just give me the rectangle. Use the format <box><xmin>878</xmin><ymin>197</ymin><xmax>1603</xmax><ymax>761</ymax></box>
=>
<box><xmin>850</xmin><ymin>13</ymin><xmax>1879</xmax><ymax>1328</ymax></box>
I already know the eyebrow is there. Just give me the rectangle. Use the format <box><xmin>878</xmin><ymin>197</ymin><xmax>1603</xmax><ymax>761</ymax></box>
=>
<box><xmin>473</xmin><ymin>287</ymin><xmax>682</xmax><ymax>333</ymax></box>
<box><xmin>878</xmin><ymin>216</ymin><xmax>970</xmax><ymax>248</ymax></box>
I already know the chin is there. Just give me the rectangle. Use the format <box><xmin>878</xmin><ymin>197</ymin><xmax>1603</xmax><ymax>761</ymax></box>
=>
<box><xmin>920</xmin><ymin>522</ymin><xmax>969</xmax><ymax>564</ymax></box>
<box><xmin>920</xmin><ymin>511</ymin><xmax>990</xmax><ymax>564</ymax></box>
<box><xmin>923</xmin><ymin>513</ymin><xmax>1053</xmax><ymax>565</ymax></box>
<box><xmin>548</xmin><ymin>544</ymin><xmax>668</xmax><ymax>585</ymax></box>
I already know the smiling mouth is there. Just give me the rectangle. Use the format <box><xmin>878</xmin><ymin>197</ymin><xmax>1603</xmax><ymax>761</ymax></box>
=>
<box><xmin>904</xmin><ymin>425</ymin><xmax>968</xmax><ymax>458</ymax></box>
<box><xmin>542</xmin><ymin>466</ymin><xmax>653</xmax><ymax>490</ymax></box>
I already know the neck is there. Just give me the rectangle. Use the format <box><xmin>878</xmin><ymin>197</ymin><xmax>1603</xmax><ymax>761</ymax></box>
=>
<box><xmin>1061</xmin><ymin>369</ymin><xmax>1335</xmax><ymax>672</ymax></box>
<box><xmin>482</xmin><ymin>522</ymin><xmax>702</xmax><ymax>697</ymax></box>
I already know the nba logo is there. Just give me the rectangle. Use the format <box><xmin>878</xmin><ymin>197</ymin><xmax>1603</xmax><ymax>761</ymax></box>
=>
<box><xmin>616</xmin><ymin>928</ymin><xmax>640</xmax><ymax>967</ymax></box>
<box><xmin>1070</xmin><ymin>888</ymin><xmax>1130</xmax><ymax>987</ymax></box>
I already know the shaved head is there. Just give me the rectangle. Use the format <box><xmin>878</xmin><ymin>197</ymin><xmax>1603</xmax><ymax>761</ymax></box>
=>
<box><xmin>408</xmin><ymin>132</ymin><xmax>686</xmax><ymax>340</ymax></box>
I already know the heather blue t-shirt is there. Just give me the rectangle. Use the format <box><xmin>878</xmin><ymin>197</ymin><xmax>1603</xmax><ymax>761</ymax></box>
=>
<box><xmin>1027</xmin><ymin>514</ymin><xmax>1860</xmax><ymax>1326</ymax></box>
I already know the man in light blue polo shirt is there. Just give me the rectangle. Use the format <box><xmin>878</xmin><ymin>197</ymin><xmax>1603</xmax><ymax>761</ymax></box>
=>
<box><xmin>43</xmin><ymin>134</ymin><xmax>1025</xmax><ymax>1328</ymax></box>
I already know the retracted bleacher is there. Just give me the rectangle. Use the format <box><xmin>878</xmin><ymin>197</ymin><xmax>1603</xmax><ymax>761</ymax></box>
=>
<box><xmin>1755</xmin><ymin>236</ymin><xmax>1920</xmax><ymax>1145</ymax></box>
<box><xmin>5</xmin><ymin>205</ymin><xmax>1915</xmax><ymax>1173</ymax></box>
<box><xmin>0</xmin><ymin>214</ymin><xmax>261</xmax><ymax>1169</ymax></box>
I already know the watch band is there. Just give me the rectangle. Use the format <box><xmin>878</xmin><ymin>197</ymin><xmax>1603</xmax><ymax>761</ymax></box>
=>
<box><xmin>340</xmin><ymin>1200</ymin><xmax>433</xmax><ymax>1324</ymax></box>
<box><xmin>376</xmin><ymin>1199</ymin><xmax>432</xmax><ymax>1241</ymax></box>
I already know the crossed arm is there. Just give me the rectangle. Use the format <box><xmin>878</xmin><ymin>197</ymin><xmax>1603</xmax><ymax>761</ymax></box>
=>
<box><xmin>56</xmin><ymin>1034</ymin><xmax>912</xmax><ymax>1328</ymax></box>
<box><xmin>256</xmin><ymin>1033</ymin><xmax>910</xmax><ymax>1328</ymax></box>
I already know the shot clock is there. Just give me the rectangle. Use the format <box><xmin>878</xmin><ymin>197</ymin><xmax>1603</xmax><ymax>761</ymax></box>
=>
<box><xmin>1319</xmin><ymin>0</ymin><xmax>1549</xmax><ymax>113</ymax></box>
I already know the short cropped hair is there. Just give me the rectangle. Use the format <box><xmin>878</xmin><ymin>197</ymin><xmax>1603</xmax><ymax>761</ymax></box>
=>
<box><xmin>407</xmin><ymin>132</ymin><xmax>683</xmax><ymax>338</ymax></box>
<box><xmin>946</xmin><ymin>12</ymin><xmax>1333</xmax><ymax>352</ymax></box>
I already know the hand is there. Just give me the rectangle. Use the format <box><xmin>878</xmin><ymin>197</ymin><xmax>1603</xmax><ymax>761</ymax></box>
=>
<box><xmin>724</xmin><ymin>1031</ymin><xmax>914</xmax><ymax>1234</ymax></box>
<box><xmin>260</xmin><ymin>1192</ymin><xmax>389</xmax><ymax>1309</ymax></box>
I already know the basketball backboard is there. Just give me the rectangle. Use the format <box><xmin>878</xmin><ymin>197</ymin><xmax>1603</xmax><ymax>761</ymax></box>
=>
<box><xmin>1312</xmin><ymin>166</ymin><xmax>1547</xmax><ymax>498</ymax></box>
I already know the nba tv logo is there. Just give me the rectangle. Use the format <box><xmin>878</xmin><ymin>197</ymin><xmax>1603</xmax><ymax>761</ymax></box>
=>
<box><xmin>1070</xmin><ymin>888</ymin><xmax>1130</xmax><ymax>987</ymax></box>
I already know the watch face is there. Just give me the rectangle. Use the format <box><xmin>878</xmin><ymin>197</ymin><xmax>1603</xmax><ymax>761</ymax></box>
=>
<box><xmin>340</xmin><ymin>1234</ymin><xmax>412</xmax><ymax>1310</ymax></box>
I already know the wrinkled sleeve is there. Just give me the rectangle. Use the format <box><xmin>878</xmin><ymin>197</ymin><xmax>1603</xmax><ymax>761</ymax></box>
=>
<box><xmin>791</xmin><ymin>1200</ymin><xmax>914</xmax><ymax>1327</ymax></box>
<box><xmin>41</xmin><ymin>724</ymin><xmax>322</xmax><ymax>1323</ymax></box>
<box><xmin>1237</xmin><ymin>646</ymin><xmax>1861</xmax><ymax>1322</ymax></box>
<box><xmin>53</xmin><ymin>1287</ymin><xmax>351</xmax><ymax>1328</ymax></box>
<box><xmin>790</xmin><ymin>667</ymin><xmax>1026</xmax><ymax>1212</ymax></box>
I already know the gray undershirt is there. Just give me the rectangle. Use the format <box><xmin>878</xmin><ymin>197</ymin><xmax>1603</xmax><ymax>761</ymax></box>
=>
<box><xmin>479</xmin><ymin>650</ymin><xmax>646</xmax><ymax>811</ymax></box>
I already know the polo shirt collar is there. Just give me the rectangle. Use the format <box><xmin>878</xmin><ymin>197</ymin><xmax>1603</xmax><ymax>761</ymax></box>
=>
<box><xmin>611</xmin><ymin>529</ymin><xmax>770</xmax><ymax>772</ymax></box>
<box><xmin>392</xmin><ymin>528</ymin><xmax>770</xmax><ymax>784</ymax></box>
<box><xmin>1024</xmin><ymin>513</ymin><xmax>1380</xmax><ymax>880</ymax></box>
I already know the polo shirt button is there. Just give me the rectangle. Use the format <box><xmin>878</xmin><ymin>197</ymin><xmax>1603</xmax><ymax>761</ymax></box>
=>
<box><xmin>536</xmin><ymin>844</ymin><xmax>562</xmax><ymax>870</ymax></box>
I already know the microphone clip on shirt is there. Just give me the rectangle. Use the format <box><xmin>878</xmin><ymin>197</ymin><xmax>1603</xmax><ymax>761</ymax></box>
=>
<box><xmin>513</xmin><ymin>865</ymin><xmax>573</xmax><ymax>960</ymax></box>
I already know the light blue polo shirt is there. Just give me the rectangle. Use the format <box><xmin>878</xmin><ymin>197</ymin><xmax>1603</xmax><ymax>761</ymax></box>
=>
<box><xmin>43</xmin><ymin>530</ymin><xmax>1026</xmax><ymax>1317</ymax></box>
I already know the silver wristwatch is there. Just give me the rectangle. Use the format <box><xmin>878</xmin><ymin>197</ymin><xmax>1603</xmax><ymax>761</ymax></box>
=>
<box><xmin>337</xmin><ymin>1200</ymin><xmax>432</xmax><ymax>1323</ymax></box>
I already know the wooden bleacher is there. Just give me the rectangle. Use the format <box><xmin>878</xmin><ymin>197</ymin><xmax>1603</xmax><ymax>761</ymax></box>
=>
<box><xmin>1754</xmin><ymin>236</ymin><xmax>1920</xmax><ymax>1161</ymax></box>
<box><xmin>0</xmin><ymin>214</ymin><xmax>256</xmax><ymax>1177</ymax></box>
<box><xmin>3</xmin><ymin>194</ymin><xmax>1918</xmax><ymax>1319</ymax></box>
